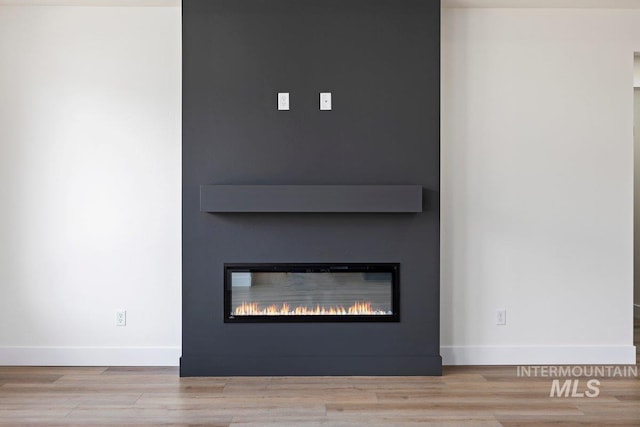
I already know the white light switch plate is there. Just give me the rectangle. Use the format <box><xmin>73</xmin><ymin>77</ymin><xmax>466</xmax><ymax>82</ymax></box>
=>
<box><xmin>278</xmin><ymin>92</ymin><xmax>289</xmax><ymax>111</ymax></box>
<box><xmin>320</xmin><ymin>92</ymin><xmax>332</xmax><ymax>110</ymax></box>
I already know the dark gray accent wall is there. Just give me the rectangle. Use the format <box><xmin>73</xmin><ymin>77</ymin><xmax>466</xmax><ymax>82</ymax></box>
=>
<box><xmin>182</xmin><ymin>0</ymin><xmax>441</xmax><ymax>376</ymax></box>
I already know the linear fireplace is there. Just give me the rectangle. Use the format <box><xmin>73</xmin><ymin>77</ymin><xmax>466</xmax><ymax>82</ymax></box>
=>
<box><xmin>224</xmin><ymin>263</ymin><xmax>399</xmax><ymax>322</ymax></box>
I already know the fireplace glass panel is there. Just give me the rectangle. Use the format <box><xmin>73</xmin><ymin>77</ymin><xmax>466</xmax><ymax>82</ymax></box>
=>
<box><xmin>224</xmin><ymin>264</ymin><xmax>399</xmax><ymax>322</ymax></box>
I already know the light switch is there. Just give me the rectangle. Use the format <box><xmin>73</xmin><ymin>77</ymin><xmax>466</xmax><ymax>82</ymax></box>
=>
<box><xmin>320</xmin><ymin>92</ymin><xmax>332</xmax><ymax>111</ymax></box>
<box><xmin>278</xmin><ymin>92</ymin><xmax>290</xmax><ymax>111</ymax></box>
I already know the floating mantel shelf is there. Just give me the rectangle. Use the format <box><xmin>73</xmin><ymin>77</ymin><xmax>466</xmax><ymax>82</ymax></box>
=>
<box><xmin>200</xmin><ymin>185</ymin><xmax>423</xmax><ymax>213</ymax></box>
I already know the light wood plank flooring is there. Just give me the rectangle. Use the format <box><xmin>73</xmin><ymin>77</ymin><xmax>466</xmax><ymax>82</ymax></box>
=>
<box><xmin>0</xmin><ymin>321</ymin><xmax>638</xmax><ymax>426</ymax></box>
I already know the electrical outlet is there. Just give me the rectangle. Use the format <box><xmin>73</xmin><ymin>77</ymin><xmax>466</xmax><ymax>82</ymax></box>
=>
<box><xmin>496</xmin><ymin>309</ymin><xmax>506</xmax><ymax>326</ymax></box>
<box><xmin>320</xmin><ymin>92</ymin><xmax>332</xmax><ymax>110</ymax></box>
<box><xmin>278</xmin><ymin>92</ymin><xmax>290</xmax><ymax>110</ymax></box>
<box><xmin>116</xmin><ymin>310</ymin><xmax>127</xmax><ymax>327</ymax></box>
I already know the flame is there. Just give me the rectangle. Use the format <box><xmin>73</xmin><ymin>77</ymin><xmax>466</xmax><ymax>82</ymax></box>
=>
<box><xmin>233</xmin><ymin>301</ymin><xmax>389</xmax><ymax>316</ymax></box>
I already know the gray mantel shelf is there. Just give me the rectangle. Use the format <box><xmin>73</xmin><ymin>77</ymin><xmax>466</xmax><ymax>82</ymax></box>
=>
<box><xmin>200</xmin><ymin>185</ymin><xmax>423</xmax><ymax>213</ymax></box>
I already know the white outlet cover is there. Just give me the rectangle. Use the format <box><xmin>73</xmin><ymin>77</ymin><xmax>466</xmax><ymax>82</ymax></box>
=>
<box><xmin>496</xmin><ymin>309</ymin><xmax>506</xmax><ymax>326</ymax></box>
<box><xmin>278</xmin><ymin>92</ymin><xmax>289</xmax><ymax>111</ymax></box>
<box><xmin>320</xmin><ymin>92</ymin><xmax>332</xmax><ymax>110</ymax></box>
<box><xmin>116</xmin><ymin>310</ymin><xmax>127</xmax><ymax>326</ymax></box>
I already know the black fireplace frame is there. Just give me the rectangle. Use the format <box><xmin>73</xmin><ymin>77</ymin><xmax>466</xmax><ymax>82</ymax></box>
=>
<box><xmin>224</xmin><ymin>263</ymin><xmax>400</xmax><ymax>323</ymax></box>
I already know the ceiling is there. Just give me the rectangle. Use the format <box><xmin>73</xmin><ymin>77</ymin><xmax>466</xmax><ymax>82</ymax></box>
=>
<box><xmin>443</xmin><ymin>0</ymin><xmax>640</xmax><ymax>8</ymax></box>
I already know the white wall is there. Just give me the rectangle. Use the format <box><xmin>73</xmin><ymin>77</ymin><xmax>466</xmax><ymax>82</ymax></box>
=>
<box><xmin>442</xmin><ymin>8</ymin><xmax>637</xmax><ymax>364</ymax></box>
<box><xmin>0</xmin><ymin>6</ymin><xmax>181</xmax><ymax>365</ymax></box>
<box><xmin>635</xmin><ymin>88</ymin><xmax>640</xmax><ymax>314</ymax></box>
<box><xmin>635</xmin><ymin>56</ymin><xmax>640</xmax><ymax>87</ymax></box>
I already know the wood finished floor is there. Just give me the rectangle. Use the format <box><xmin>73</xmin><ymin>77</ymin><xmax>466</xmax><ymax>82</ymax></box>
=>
<box><xmin>0</xmin><ymin>321</ymin><xmax>638</xmax><ymax>426</ymax></box>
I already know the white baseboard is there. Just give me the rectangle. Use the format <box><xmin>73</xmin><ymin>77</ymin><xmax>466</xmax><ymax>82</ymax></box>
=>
<box><xmin>0</xmin><ymin>346</ymin><xmax>180</xmax><ymax>366</ymax></box>
<box><xmin>1</xmin><ymin>345</ymin><xmax>634</xmax><ymax>368</ymax></box>
<box><xmin>441</xmin><ymin>345</ymin><xmax>637</xmax><ymax>366</ymax></box>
